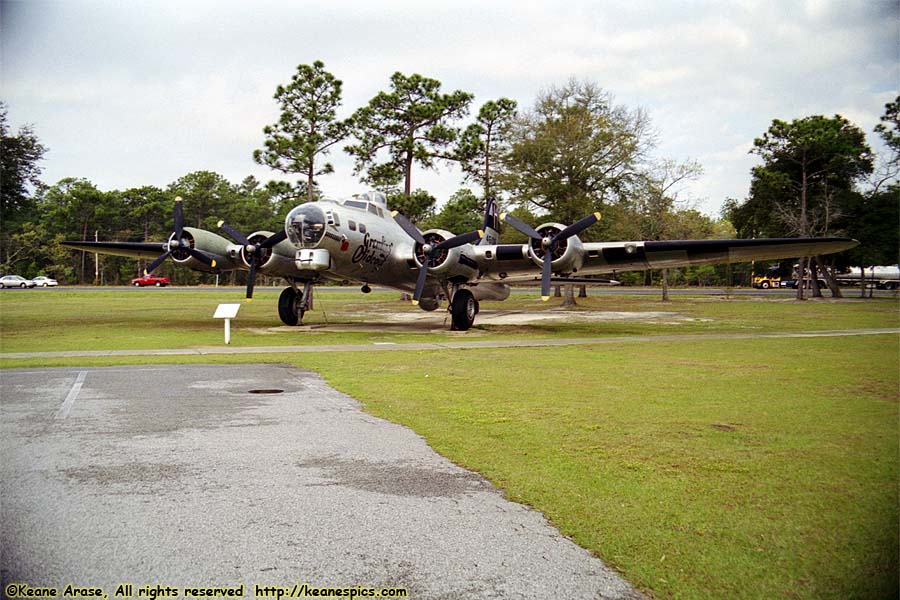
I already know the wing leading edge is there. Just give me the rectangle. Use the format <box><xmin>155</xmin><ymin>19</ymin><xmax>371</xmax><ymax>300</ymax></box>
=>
<box><xmin>60</xmin><ymin>240</ymin><xmax>166</xmax><ymax>260</ymax></box>
<box><xmin>587</xmin><ymin>237</ymin><xmax>859</xmax><ymax>273</ymax></box>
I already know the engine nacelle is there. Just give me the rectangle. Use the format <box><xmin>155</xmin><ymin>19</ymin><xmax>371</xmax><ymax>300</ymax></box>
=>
<box><xmin>170</xmin><ymin>227</ymin><xmax>242</xmax><ymax>273</ymax></box>
<box><xmin>416</xmin><ymin>229</ymin><xmax>479</xmax><ymax>282</ymax></box>
<box><xmin>222</xmin><ymin>229</ymin><xmax>298</xmax><ymax>279</ymax></box>
<box><xmin>529</xmin><ymin>222</ymin><xmax>587</xmax><ymax>275</ymax></box>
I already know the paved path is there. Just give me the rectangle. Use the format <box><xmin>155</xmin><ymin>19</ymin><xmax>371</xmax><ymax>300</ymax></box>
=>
<box><xmin>1</xmin><ymin>328</ymin><xmax>896</xmax><ymax>360</ymax></box>
<box><xmin>1</xmin><ymin>365</ymin><xmax>643</xmax><ymax>599</ymax></box>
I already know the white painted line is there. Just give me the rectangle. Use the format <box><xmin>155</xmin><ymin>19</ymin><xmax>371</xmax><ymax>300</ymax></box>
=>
<box><xmin>55</xmin><ymin>370</ymin><xmax>86</xmax><ymax>419</ymax></box>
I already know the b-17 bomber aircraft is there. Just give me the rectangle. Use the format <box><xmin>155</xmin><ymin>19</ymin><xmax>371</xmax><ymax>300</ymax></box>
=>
<box><xmin>63</xmin><ymin>192</ymin><xmax>858</xmax><ymax>331</ymax></box>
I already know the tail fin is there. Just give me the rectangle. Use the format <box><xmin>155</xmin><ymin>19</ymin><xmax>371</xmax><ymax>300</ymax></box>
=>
<box><xmin>479</xmin><ymin>197</ymin><xmax>501</xmax><ymax>245</ymax></box>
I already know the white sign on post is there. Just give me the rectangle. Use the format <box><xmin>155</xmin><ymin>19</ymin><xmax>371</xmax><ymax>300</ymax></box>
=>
<box><xmin>213</xmin><ymin>303</ymin><xmax>241</xmax><ymax>344</ymax></box>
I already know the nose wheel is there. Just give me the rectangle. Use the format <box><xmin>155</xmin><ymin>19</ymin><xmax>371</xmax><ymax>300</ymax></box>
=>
<box><xmin>278</xmin><ymin>282</ymin><xmax>313</xmax><ymax>326</ymax></box>
<box><xmin>450</xmin><ymin>288</ymin><xmax>478</xmax><ymax>331</ymax></box>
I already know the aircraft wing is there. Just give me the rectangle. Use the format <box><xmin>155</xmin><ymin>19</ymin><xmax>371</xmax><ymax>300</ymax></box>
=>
<box><xmin>61</xmin><ymin>240</ymin><xmax>167</xmax><ymax>260</ymax></box>
<box><xmin>476</xmin><ymin>236</ymin><xmax>858</xmax><ymax>283</ymax></box>
<box><xmin>587</xmin><ymin>237</ymin><xmax>859</xmax><ymax>272</ymax></box>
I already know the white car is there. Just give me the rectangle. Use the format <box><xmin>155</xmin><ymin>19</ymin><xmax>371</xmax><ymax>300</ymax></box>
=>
<box><xmin>0</xmin><ymin>275</ymin><xmax>36</xmax><ymax>288</ymax></box>
<box><xmin>32</xmin><ymin>276</ymin><xmax>58</xmax><ymax>287</ymax></box>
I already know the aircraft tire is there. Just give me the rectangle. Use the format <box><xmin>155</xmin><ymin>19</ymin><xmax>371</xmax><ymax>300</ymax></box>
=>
<box><xmin>278</xmin><ymin>287</ymin><xmax>301</xmax><ymax>326</ymax></box>
<box><xmin>451</xmin><ymin>289</ymin><xmax>476</xmax><ymax>331</ymax></box>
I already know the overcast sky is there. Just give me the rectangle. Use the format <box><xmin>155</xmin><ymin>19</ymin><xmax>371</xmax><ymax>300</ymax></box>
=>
<box><xmin>2</xmin><ymin>0</ymin><xmax>897</xmax><ymax>217</ymax></box>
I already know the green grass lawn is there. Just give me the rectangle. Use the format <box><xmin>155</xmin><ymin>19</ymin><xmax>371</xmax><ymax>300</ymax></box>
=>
<box><xmin>1</xmin><ymin>288</ymin><xmax>897</xmax><ymax>599</ymax></box>
<box><xmin>0</xmin><ymin>287</ymin><xmax>897</xmax><ymax>353</ymax></box>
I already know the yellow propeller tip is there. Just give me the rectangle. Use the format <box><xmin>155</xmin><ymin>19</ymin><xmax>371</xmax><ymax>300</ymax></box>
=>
<box><xmin>175</xmin><ymin>196</ymin><xmax>182</xmax><ymax>202</ymax></box>
<box><xmin>411</xmin><ymin>300</ymin><xmax>419</xmax><ymax>306</ymax></box>
<box><xmin>245</xmin><ymin>298</ymin><xmax>252</xmax><ymax>303</ymax></box>
<box><xmin>391</xmin><ymin>210</ymin><xmax>398</xmax><ymax>217</ymax></box>
<box><xmin>211</xmin><ymin>260</ymin><xmax>217</xmax><ymax>268</ymax></box>
<box><xmin>541</xmin><ymin>296</ymin><xmax>550</xmax><ymax>302</ymax></box>
<box><xmin>477</xmin><ymin>230</ymin><xmax>484</xmax><ymax>238</ymax></box>
<box><xmin>499</xmin><ymin>212</ymin><xmax>508</xmax><ymax>220</ymax></box>
<box><xmin>217</xmin><ymin>220</ymin><xmax>224</xmax><ymax>228</ymax></box>
<box><xmin>594</xmin><ymin>212</ymin><xmax>602</xmax><ymax>220</ymax></box>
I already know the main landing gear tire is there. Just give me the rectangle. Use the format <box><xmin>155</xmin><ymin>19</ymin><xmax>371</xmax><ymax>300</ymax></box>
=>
<box><xmin>278</xmin><ymin>287</ymin><xmax>303</xmax><ymax>326</ymax></box>
<box><xmin>450</xmin><ymin>289</ymin><xmax>477</xmax><ymax>331</ymax></box>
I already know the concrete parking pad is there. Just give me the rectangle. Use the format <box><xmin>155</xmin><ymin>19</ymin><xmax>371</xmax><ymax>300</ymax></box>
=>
<box><xmin>1</xmin><ymin>365</ymin><xmax>643</xmax><ymax>599</ymax></box>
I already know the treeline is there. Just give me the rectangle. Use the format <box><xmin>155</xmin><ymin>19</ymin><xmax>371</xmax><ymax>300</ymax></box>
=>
<box><xmin>2</xmin><ymin>63</ymin><xmax>897</xmax><ymax>287</ymax></box>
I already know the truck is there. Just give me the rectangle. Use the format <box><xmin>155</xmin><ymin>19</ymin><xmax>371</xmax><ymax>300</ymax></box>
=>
<box><xmin>834</xmin><ymin>265</ymin><xmax>900</xmax><ymax>290</ymax></box>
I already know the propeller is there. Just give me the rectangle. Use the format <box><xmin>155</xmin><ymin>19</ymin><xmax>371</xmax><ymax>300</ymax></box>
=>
<box><xmin>217</xmin><ymin>221</ymin><xmax>288</xmax><ymax>301</ymax></box>
<box><xmin>500</xmin><ymin>211</ymin><xmax>601</xmax><ymax>301</ymax></box>
<box><xmin>392</xmin><ymin>211</ymin><xmax>483</xmax><ymax>305</ymax></box>
<box><xmin>145</xmin><ymin>197</ymin><xmax>217</xmax><ymax>275</ymax></box>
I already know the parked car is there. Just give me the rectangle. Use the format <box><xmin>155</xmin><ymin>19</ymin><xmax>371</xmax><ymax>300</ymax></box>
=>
<box><xmin>131</xmin><ymin>274</ymin><xmax>171</xmax><ymax>287</ymax></box>
<box><xmin>0</xmin><ymin>275</ymin><xmax>36</xmax><ymax>288</ymax></box>
<box><xmin>32</xmin><ymin>276</ymin><xmax>58</xmax><ymax>287</ymax></box>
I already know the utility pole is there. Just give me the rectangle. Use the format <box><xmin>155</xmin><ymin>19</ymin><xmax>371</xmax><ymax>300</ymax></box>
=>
<box><xmin>94</xmin><ymin>230</ymin><xmax>100</xmax><ymax>286</ymax></box>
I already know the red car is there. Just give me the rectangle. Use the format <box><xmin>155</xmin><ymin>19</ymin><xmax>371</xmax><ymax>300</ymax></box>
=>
<box><xmin>131</xmin><ymin>275</ymin><xmax>171</xmax><ymax>287</ymax></box>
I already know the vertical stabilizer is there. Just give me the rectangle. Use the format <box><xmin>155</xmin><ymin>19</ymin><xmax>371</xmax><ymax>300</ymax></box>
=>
<box><xmin>480</xmin><ymin>197</ymin><xmax>501</xmax><ymax>245</ymax></box>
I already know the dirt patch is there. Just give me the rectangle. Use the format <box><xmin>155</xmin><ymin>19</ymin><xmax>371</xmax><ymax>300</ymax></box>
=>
<box><xmin>246</xmin><ymin>309</ymin><xmax>707</xmax><ymax>334</ymax></box>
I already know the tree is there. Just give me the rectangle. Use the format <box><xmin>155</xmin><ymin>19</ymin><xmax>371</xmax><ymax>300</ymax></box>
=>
<box><xmin>254</xmin><ymin>61</ymin><xmax>350</xmax><ymax>203</ymax></box>
<box><xmin>871</xmin><ymin>95</ymin><xmax>900</xmax><ymax>193</ymax></box>
<box><xmin>38</xmin><ymin>178</ymin><xmax>117</xmax><ymax>283</ymax></box>
<box><xmin>346</xmin><ymin>72</ymin><xmax>473</xmax><ymax>196</ymax></box>
<box><xmin>501</xmin><ymin>79</ymin><xmax>653</xmax><ymax>228</ymax></box>
<box><xmin>423</xmin><ymin>188</ymin><xmax>482</xmax><ymax>233</ymax></box>
<box><xmin>750</xmin><ymin>115</ymin><xmax>873</xmax><ymax>298</ymax></box>
<box><xmin>456</xmin><ymin>98</ymin><xmax>517</xmax><ymax>200</ymax></box>
<box><xmin>1</xmin><ymin>102</ymin><xmax>47</xmax><ymax>226</ymax></box>
<box><xmin>167</xmin><ymin>171</ymin><xmax>233</xmax><ymax>229</ymax></box>
<box><xmin>387</xmin><ymin>188</ymin><xmax>436</xmax><ymax>224</ymax></box>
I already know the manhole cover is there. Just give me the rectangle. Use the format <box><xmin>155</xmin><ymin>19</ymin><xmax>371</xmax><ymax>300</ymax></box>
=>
<box><xmin>248</xmin><ymin>389</ymin><xmax>284</xmax><ymax>394</ymax></box>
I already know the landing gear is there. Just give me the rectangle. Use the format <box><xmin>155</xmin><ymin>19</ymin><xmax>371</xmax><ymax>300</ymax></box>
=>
<box><xmin>450</xmin><ymin>288</ymin><xmax>477</xmax><ymax>331</ymax></box>
<box><xmin>278</xmin><ymin>288</ymin><xmax>301</xmax><ymax>326</ymax></box>
<box><xmin>278</xmin><ymin>281</ymin><xmax>314</xmax><ymax>326</ymax></box>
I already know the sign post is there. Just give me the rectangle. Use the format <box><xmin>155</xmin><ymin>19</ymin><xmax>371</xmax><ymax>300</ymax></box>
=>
<box><xmin>213</xmin><ymin>303</ymin><xmax>241</xmax><ymax>344</ymax></box>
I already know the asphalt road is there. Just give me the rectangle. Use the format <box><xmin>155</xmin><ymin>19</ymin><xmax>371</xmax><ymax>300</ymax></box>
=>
<box><xmin>1</xmin><ymin>365</ymin><xmax>643</xmax><ymax>600</ymax></box>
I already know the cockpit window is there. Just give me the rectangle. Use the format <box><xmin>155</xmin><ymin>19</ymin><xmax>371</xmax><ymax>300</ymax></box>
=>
<box><xmin>286</xmin><ymin>203</ymin><xmax>327</xmax><ymax>248</ymax></box>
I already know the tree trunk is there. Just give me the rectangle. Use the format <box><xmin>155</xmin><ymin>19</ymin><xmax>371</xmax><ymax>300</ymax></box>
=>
<box><xmin>810</xmin><ymin>267</ymin><xmax>823</xmax><ymax>298</ymax></box>
<box><xmin>661</xmin><ymin>268</ymin><xmax>670</xmax><ymax>301</ymax></box>
<box><xmin>554</xmin><ymin>285</ymin><xmax>562</xmax><ymax>297</ymax></box>
<box><xmin>815</xmin><ymin>255</ymin><xmax>842</xmax><ymax>298</ymax></box>
<box><xmin>578</xmin><ymin>285</ymin><xmax>587</xmax><ymax>298</ymax></box>
<box><xmin>796</xmin><ymin>257</ymin><xmax>806</xmax><ymax>300</ymax></box>
<box><xmin>562</xmin><ymin>284</ymin><xmax>577</xmax><ymax>306</ymax></box>
<box><xmin>404</xmin><ymin>148</ymin><xmax>414</xmax><ymax>197</ymax></box>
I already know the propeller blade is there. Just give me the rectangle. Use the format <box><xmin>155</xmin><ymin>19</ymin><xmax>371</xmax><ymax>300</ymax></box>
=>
<box><xmin>144</xmin><ymin>251</ymin><xmax>172</xmax><ymax>275</ymax></box>
<box><xmin>260</xmin><ymin>229</ymin><xmax>288</xmax><ymax>249</ymax></box>
<box><xmin>554</xmin><ymin>212</ymin><xmax>601</xmax><ymax>242</ymax></box>
<box><xmin>501</xmin><ymin>213</ymin><xmax>542</xmax><ymax>240</ymax></box>
<box><xmin>541</xmin><ymin>251</ymin><xmax>553</xmax><ymax>301</ymax></box>
<box><xmin>435</xmin><ymin>229</ymin><xmax>483</xmax><ymax>251</ymax></box>
<box><xmin>217</xmin><ymin>220</ymin><xmax>251</xmax><ymax>246</ymax></box>
<box><xmin>187</xmin><ymin>248</ymin><xmax>216</xmax><ymax>268</ymax></box>
<box><xmin>173</xmin><ymin>197</ymin><xmax>185</xmax><ymax>240</ymax></box>
<box><xmin>412</xmin><ymin>257</ymin><xmax>430</xmax><ymax>304</ymax></box>
<box><xmin>246</xmin><ymin>260</ymin><xmax>258</xmax><ymax>301</ymax></box>
<box><xmin>391</xmin><ymin>211</ymin><xmax>426</xmax><ymax>245</ymax></box>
